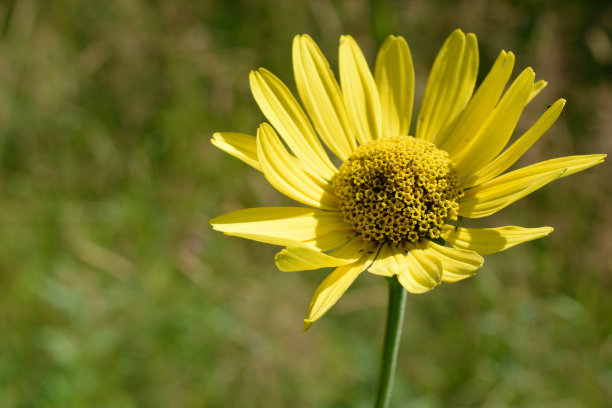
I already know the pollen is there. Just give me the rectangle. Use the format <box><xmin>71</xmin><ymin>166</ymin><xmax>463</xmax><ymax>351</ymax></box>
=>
<box><xmin>333</xmin><ymin>136</ymin><xmax>463</xmax><ymax>246</ymax></box>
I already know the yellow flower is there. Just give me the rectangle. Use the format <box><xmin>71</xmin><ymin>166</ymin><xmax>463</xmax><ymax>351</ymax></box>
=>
<box><xmin>210</xmin><ymin>30</ymin><xmax>605</xmax><ymax>330</ymax></box>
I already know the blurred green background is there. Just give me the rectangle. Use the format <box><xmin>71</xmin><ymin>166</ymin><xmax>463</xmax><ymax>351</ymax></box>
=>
<box><xmin>0</xmin><ymin>0</ymin><xmax>610</xmax><ymax>406</ymax></box>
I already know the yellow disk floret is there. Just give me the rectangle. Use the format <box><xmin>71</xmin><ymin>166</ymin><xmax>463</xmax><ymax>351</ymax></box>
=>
<box><xmin>333</xmin><ymin>136</ymin><xmax>463</xmax><ymax>246</ymax></box>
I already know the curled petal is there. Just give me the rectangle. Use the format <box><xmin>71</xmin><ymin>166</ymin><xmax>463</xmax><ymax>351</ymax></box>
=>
<box><xmin>211</xmin><ymin>132</ymin><xmax>261</xmax><ymax>171</ymax></box>
<box><xmin>368</xmin><ymin>243</ymin><xmax>443</xmax><ymax>293</ymax></box>
<box><xmin>423</xmin><ymin>240</ymin><xmax>483</xmax><ymax>282</ymax></box>
<box><xmin>257</xmin><ymin>123</ymin><xmax>338</xmax><ymax>210</ymax></box>
<box><xmin>397</xmin><ymin>248</ymin><xmax>443</xmax><ymax>293</ymax></box>
<box><xmin>528</xmin><ymin>80</ymin><xmax>547</xmax><ymax>103</ymax></box>
<box><xmin>368</xmin><ymin>243</ymin><xmax>403</xmax><ymax>277</ymax></box>
<box><xmin>250</xmin><ymin>68</ymin><xmax>336</xmax><ymax>179</ymax></box>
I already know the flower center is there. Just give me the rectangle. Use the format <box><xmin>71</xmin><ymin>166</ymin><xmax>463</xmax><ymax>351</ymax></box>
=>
<box><xmin>333</xmin><ymin>136</ymin><xmax>462</xmax><ymax>246</ymax></box>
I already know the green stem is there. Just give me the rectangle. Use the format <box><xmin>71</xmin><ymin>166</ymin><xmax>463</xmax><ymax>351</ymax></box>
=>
<box><xmin>374</xmin><ymin>277</ymin><xmax>407</xmax><ymax>408</ymax></box>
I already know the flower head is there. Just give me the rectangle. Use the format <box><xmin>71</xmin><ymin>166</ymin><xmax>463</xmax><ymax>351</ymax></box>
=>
<box><xmin>210</xmin><ymin>30</ymin><xmax>605</xmax><ymax>330</ymax></box>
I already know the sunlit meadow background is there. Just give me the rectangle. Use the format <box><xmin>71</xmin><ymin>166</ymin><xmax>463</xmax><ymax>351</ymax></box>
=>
<box><xmin>1</xmin><ymin>0</ymin><xmax>611</xmax><ymax>406</ymax></box>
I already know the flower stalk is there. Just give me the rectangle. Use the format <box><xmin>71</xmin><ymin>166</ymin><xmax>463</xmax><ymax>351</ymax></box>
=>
<box><xmin>374</xmin><ymin>277</ymin><xmax>407</xmax><ymax>408</ymax></box>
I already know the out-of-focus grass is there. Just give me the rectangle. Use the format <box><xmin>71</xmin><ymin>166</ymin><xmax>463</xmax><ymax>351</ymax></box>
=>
<box><xmin>0</xmin><ymin>0</ymin><xmax>610</xmax><ymax>406</ymax></box>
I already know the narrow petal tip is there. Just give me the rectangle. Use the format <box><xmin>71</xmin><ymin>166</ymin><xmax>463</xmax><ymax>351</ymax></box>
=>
<box><xmin>535</xmin><ymin>79</ymin><xmax>548</xmax><ymax>88</ymax></box>
<box><xmin>302</xmin><ymin>320</ymin><xmax>313</xmax><ymax>332</ymax></box>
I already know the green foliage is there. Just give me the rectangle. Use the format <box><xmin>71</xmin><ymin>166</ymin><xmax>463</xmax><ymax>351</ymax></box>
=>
<box><xmin>0</xmin><ymin>0</ymin><xmax>610</xmax><ymax>406</ymax></box>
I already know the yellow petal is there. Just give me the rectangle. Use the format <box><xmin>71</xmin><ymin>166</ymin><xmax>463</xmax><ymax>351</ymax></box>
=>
<box><xmin>459</xmin><ymin>154</ymin><xmax>605</xmax><ymax>218</ymax></box>
<box><xmin>367</xmin><ymin>242</ymin><xmax>402</xmax><ymax>277</ymax></box>
<box><xmin>292</xmin><ymin>35</ymin><xmax>356</xmax><ymax>160</ymax></box>
<box><xmin>257</xmin><ymin>123</ymin><xmax>338</xmax><ymax>210</ymax></box>
<box><xmin>441</xmin><ymin>225</ymin><xmax>554</xmax><ymax>255</ymax></box>
<box><xmin>339</xmin><ymin>35</ymin><xmax>382</xmax><ymax>144</ymax></box>
<box><xmin>439</xmin><ymin>50</ymin><xmax>515</xmax><ymax>155</ymax></box>
<box><xmin>301</xmin><ymin>228</ymin><xmax>356</xmax><ymax>252</ymax></box>
<box><xmin>461</xmin><ymin>99</ymin><xmax>566</xmax><ymax>188</ymax></box>
<box><xmin>275</xmin><ymin>236</ymin><xmax>365</xmax><ymax>272</ymax></box>
<box><xmin>458</xmin><ymin>169</ymin><xmax>564</xmax><ymax>218</ymax></box>
<box><xmin>368</xmin><ymin>243</ymin><xmax>442</xmax><ymax>293</ymax></box>
<box><xmin>528</xmin><ymin>80</ymin><xmax>547</xmax><ymax>103</ymax></box>
<box><xmin>375</xmin><ymin>35</ymin><xmax>414</xmax><ymax>138</ymax></box>
<box><xmin>396</xmin><ymin>247</ymin><xmax>443</xmax><ymax>294</ymax></box>
<box><xmin>417</xmin><ymin>30</ymin><xmax>479</xmax><ymax>144</ymax></box>
<box><xmin>211</xmin><ymin>132</ymin><xmax>261</xmax><ymax>171</ymax></box>
<box><xmin>423</xmin><ymin>240</ymin><xmax>483</xmax><ymax>283</ymax></box>
<box><xmin>453</xmin><ymin>67</ymin><xmax>535</xmax><ymax>178</ymax></box>
<box><xmin>250</xmin><ymin>68</ymin><xmax>336</xmax><ymax>180</ymax></box>
<box><xmin>303</xmin><ymin>249</ymin><xmax>377</xmax><ymax>330</ymax></box>
<box><xmin>370</xmin><ymin>241</ymin><xmax>479</xmax><ymax>286</ymax></box>
<box><xmin>275</xmin><ymin>247</ymin><xmax>354</xmax><ymax>272</ymax></box>
<box><xmin>210</xmin><ymin>207</ymin><xmax>347</xmax><ymax>249</ymax></box>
